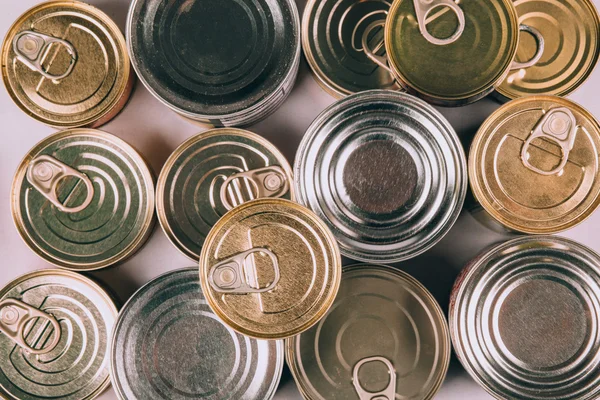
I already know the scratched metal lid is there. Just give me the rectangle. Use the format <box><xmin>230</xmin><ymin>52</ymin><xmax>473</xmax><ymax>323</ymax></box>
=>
<box><xmin>0</xmin><ymin>268</ymin><xmax>117</xmax><ymax>400</ymax></box>
<box><xmin>450</xmin><ymin>236</ymin><xmax>600</xmax><ymax>400</ymax></box>
<box><xmin>156</xmin><ymin>128</ymin><xmax>294</xmax><ymax>261</ymax></box>
<box><xmin>302</xmin><ymin>0</ymin><xmax>399</xmax><ymax>97</ymax></box>
<box><xmin>11</xmin><ymin>129</ymin><xmax>155</xmax><ymax>271</ymax></box>
<box><xmin>470</xmin><ymin>96</ymin><xmax>600</xmax><ymax>234</ymax></box>
<box><xmin>287</xmin><ymin>264</ymin><xmax>451</xmax><ymax>400</ymax></box>
<box><xmin>1</xmin><ymin>1</ymin><xmax>133</xmax><ymax>128</ymax></box>
<box><xmin>294</xmin><ymin>90</ymin><xmax>467</xmax><ymax>262</ymax></box>
<box><xmin>199</xmin><ymin>198</ymin><xmax>341</xmax><ymax>339</ymax></box>
<box><xmin>111</xmin><ymin>268</ymin><xmax>283</xmax><ymax>400</ymax></box>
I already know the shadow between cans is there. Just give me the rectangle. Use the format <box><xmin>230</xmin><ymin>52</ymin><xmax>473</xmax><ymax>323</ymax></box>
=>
<box><xmin>89</xmin><ymin>0</ymin><xmax>129</xmax><ymax>32</ymax></box>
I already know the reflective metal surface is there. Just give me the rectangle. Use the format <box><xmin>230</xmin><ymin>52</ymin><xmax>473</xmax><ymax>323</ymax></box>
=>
<box><xmin>111</xmin><ymin>268</ymin><xmax>283</xmax><ymax>400</ymax></box>
<box><xmin>287</xmin><ymin>264</ymin><xmax>450</xmax><ymax>400</ymax></box>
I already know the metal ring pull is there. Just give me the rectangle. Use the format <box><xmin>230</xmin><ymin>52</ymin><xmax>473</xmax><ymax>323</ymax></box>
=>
<box><xmin>0</xmin><ymin>298</ymin><xmax>61</xmax><ymax>355</ymax></box>
<box><xmin>220</xmin><ymin>166</ymin><xmax>289</xmax><ymax>211</ymax></box>
<box><xmin>511</xmin><ymin>24</ymin><xmax>545</xmax><ymax>70</ymax></box>
<box><xmin>521</xmin><ymin>107</ymin><xmax>578</xmax><ymax>176</ymax></box>
<box><xmin>361</xmin><ymin>20</ymin><xmax>393</xmax><ymax>74</ymax></box>
<box><xmin>352</xmin><ymin>356</ymin><xmax>397</xmax><ymax>400</ymax></box>
<box><xmin>208</xmin><ymin>248</ymin><xmax>281</xmax><ymax>294</ymax></box>
<box><xmin>13</xmin><ymin>30</ymin><xmax>77</xmax><ymax>81</ymax></box>
<box><xmin>27</xmin><ymin>155</ymin><xmax>95</xmax><ymax>213</ymax></box>
<box><xmin>413</xmin><ymin>0</ymin><xmax>465</xmax><ymax>45</ymax></box>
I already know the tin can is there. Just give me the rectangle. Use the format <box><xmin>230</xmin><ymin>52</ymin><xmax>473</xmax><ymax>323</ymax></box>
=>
<box><xmin>294</xmin><ymin>90</ymin><xmax>466</xmax><ymax>263</ymax></box>
<box><xmin>0</xmin><ymin>268</ymin><xmax>117</xmax><ymax>400</ymax></box>
<box><xmin>156</xmin><ymin>128</ymin><xmax>294</xmax><ymax>261</ymax></box>
<box><xmin>302</xmin><ymin>0</ymin><xmax>400</xmax><ymax>97</ymax></box>
<box><xmin>127</xmin><ymin>0</ymin><xmax>300</xmax><ymax>127</ymax></box>
<box><xmin>111</xmin><ymin>267</ymin><xmax>283</xmax><ymax>400</ymax></box>
<box><xmin>1</xmin><ymin>1</ymin><xmax>133</xmax><ymax>129</ymax></box>
<box><xmin>287</xmin><ymin>264</ymin><xmax>450</xmax><ymax>400</ymax></box>
<box><xmin>11</xmin><ymin>129</ymin><xmax>155</xmax><ymax>271</ymax></box>
<box><xmin>469</xmin><ymin>95</ymin><xmax>600</xmax><ymax>234</ymax></box>
<box><xmin>199</xmin><ymin>198</ymin><xmax>341</xmax><ymax>339</ymax></box>
<box><xmin>496</xmin><ymin>0</ymin><xmax>600</xmax><ymax>100</ymax></box>
<box><xmin>450</xmin><ymin>236</ymin><xmax>600</xmax><ymax>400</ymax></box>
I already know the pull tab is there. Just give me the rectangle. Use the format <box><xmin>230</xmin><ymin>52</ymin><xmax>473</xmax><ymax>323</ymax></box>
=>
<box><xmin>220</xmin><ymin>166</ymin><xmax>289</xmax><ymax>211</ymax></box>
<box><xmin>521</xmin><ymin>107</ymin><xmax>578</xmax><ymax>176</ymax></box>
<box><xmin>361</xmin><ymin>20</ymin><xmax>393</xmax><ymax>74</ymax></box>
<box><xmin>27</xmin><ymin>155</ymin><xmax>95</xmax><ymax>213</ymax></box>
<box><xmin>0</xmin><ymin>299</ymin><xmax>61</xmax><ymax>355</ymax></box>
<box><xmin>413</xmin><ymin>0</ymin><xmax>465</xmax><ymax>45</ymax></box>
<box><xmin>353</xmin><ymin>357</ymin><xmax>397</xmax><ymax>400</ymax></box>
<box><xmin>13</xmin><ymin>30</ymin><xmax>77</xmax><ymax>81</ymax></box>
<box><xmin>208</xmin><ymin>248</ymin><xmax>280</xmax><ymax>294</ymax></box>
<box><xmin>511</xmin><ymin>24</ymin><xmax>545</xmax><ymax>70</ymax></box>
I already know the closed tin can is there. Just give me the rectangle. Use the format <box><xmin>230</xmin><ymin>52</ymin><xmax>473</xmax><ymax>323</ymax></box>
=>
<box><xmin>287</xmin><ymin>264</ymin><xmax>450</xmax><ymax>400</ymax></box>
<box><xmin>469</xmin><ymin>96</ymin><xmax>600</xmax><ymax>234</ymax></box>
<box><xmin>295</xmin><ymin>90</ymin><xmax>467</xmax><ymax>262</ymax></box>
<box><xmin>450</xmin><ymin>236</ymin><xmax>600</xmax><ymax>400</ymax></box>
<box><xmin>0</xmin><ymin>269</ymin><xmax>117</xmax><ymax>400</ymax></box>
<box><xmin>1</xmin><ymin>1</ymin><xmax>133</xmax><ymax>129</ymax></box>
<box><xmin>127</xmin><ymin>0</ymin><xmax>300</xmax><ymax>127</ymax></box>
<box><xmin>199</xmin><ymin>198</ymin><xmax>341</xmax><ymax>339</ymax></box>
<box><xmin>11</xmin><ymin>129</ymin><xmax>155</xmax><ymax>271</ymax></box>
<box><xmin>156</xmin><ymin>128</ymin><xmax>294</xmax><ymax>261</ymax></box>
<box><xmin>111</xmin><ymin>267</ymin><xmax>283</xmax><ymax>400</ymax></box>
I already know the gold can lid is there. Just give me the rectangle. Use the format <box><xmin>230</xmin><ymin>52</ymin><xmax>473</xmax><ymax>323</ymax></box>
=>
<box><xmin>199</xmin><ymin>198</ymin><xmax>341</xmax><ymax>339</ymax></box>
<box><xmin>497</xmin><ymin>0</ymin><xmax>600</xmax><ymax>99</ymax></box>
<box><xmin>1</xmin><ymin>1</ymin><xmax>131</xmax><ymax>128</ymax></box>
<box><xmin>470</xmin><ymin>95</ymin><xmax>600</xmax><ymax>233</ymax></box>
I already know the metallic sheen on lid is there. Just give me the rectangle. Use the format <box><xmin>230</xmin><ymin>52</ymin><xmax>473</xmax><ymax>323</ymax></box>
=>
<box><xmin>450</xmin><ymin>236</ymin><xmax>600</xmax><ymax>400</ymax></box>
<box><xmin>469</xmin><ymin>95</ymin><xmax>600</xmax><ymax>234</ymax></box>
<box><xmin>111</xmin><ymin>268</ymin><xmax>283</xmax><ymax>400</ymax></box>
<box><xmin>11</xmin><ymin>129</ymin><xmax>155</xmax><ymax>270</ymax></box>
<box><xmin>0</xmin><ymin>269</ymin><xmax>117</xmax><ymax>400</ymax></box>
<box><xmin>294</xmin><ymin>90</ymin><xmax>467</xmax><ymax>262</ymax></box>
<box><xmin>199</xmin><ymin>198</ymin><xmax>341</xmax><ymax>339</ymax></box>
<box><xmin>287</xmin><ymin>264</ymin><xmax>450</xmax><ymax>400</ymax></box>
<box><xmin>1</xmin><ymin>1</ymin><xmax>133</xmax><ymax>128</ymax></box>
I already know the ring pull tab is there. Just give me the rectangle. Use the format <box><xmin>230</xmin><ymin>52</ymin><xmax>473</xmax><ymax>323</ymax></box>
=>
<box><xmin>413</xmin><ymin>0</ymin><xmax>465</xmax><ymax>45</ymax></box>
<box><xmin>511</xmin><ymin>24</ymin><xmax>545</xmax><ymax>70</ymax></box>
<box><xmin>220</xmin><ymin>166</ymin><xmax>289</xmax><ymax>211</ymax></box>
<box><xmin>0</xmin><ymin>298</ymin><xmax>61</xmax><ymax>355</ymax></box>
<box><xmin>27</xmin><ymin>155</ymin><xmax>95</xmax><ymax>213</ymax></box>
<box><xmin>208</xmin><ymin>248</ymin><xmax>281</xmax><ymax>294</ymax></box>
<box><xmin>352</xmin><ymin>357</ymin><xmax>397</xmax><ymax>400</ymax></box>
<box><xmin>361</xmin><ymin>20</ymin><xmax>393</xmax><ymax>74</ymax></box>
<box><xmin>13</xmin><ymin>30</ymin><xmax>77</xmax><ymax>81</ymax></box>
<box><xmin>521</xmin><ymin>107</ymin><xmax>578</xmax><ymax>176</ymax></box>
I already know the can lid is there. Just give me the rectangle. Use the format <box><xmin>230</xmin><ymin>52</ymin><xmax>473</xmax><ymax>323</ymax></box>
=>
<box><xmin>1</xmin><ymin>1</ymin><xmax>131</xmax><ymax>128</ymax></box>
<box><xmin>470</xmin><ymin>95</ymin><xmax>600</xmax><ymax>233</ymax></box>
<box><xmin>450</xmin><ymin>236</ymin><xmax>600</xmax><ymax>400</ymax></box>
<box><xmin>156</xmin><ymin>128</ymin><xmax>294</xmax><ymax>261</ymax></box>
<box><xmin>111</xmin><ymin>267</ymin><xmax>284</xmax><ymax>400</ymax></box>
<box><xmin>0</xmin><ymin>269</ymin><xmax>117</xmax><ymax>400</ymax></box>
<box><xmin>287</xmin><ymin>264</ymin><xmax>450</xmax><ymax>400</ymax></box>
<box><xmin>497</xmin><ymin>0</ymin><xmax>600</xmax><ymax>99</ymax></box>
<box><xmin>199</xmin><ymin>198</ymin><xmax>341</xmax><ymax>339</ymax></box>
<box><xmin>11</xmin><ymin>129</ymin><xmax>155</xmax><ymax>270</ymax></box>
<box><xmin>295</xmin><ymin>90</ymin><xmax>466</xmax><ymax>262</ymax></box>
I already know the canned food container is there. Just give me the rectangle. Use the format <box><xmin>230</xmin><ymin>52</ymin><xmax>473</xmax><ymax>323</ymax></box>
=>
<box><xmin>469</xmin><ymin>95</ymin><xmax>600</xmax><ymax>234</ymax></box>
<box><xmin>295</xmin><ymin>90</ymin><xmax>467</xmax><ymax>263</ymax></box>
<box><xmin>127</xmin><ymin>0</ymin><xmax>300</xmax><ymax>127</ymax></box>
<box><xmin>156</xmin><ymin>128</ymin><xmax>294</xmax><ymax>261</ymax></box>
<box><xmin>1</xmin><ymin>1</ymin><xmax>133</xmax><ymax>128</ymax></box>
<box><xmin>450</xmin><ymin>236</ymin><xmax>600</xmax><ymax>400</ymax></box>
<box><xmin>11</xmin><ymin>129</ymin><xmax>155</xmax><ymax>271</ymax></box>
<box><xmin>0</xmin><ymin>269</ymin><xmax>117</xmax><ymax>400</ymax></box>
<box><xmin>302</xmin><ymin>0</ymin><xmax>399</xmax><ymax>97</ymax></box>
<box><xmin>496</xmin><ymin>0</ymin><xmax>600</xmax><ymax>100</ymax></box>
<box><xmin>111</xmin><ymin>268</ymin><xmax>283</xmax><ymax>400</ymax></box>
<box><xmin>287</xmin><ymin>264</ymin><xmax>450</xmax><ymax>400</ymax></box>
<box><xmin>199</xmin><ymin>198</ymin><xmax>341</xmax><ymax>339</ymax></box>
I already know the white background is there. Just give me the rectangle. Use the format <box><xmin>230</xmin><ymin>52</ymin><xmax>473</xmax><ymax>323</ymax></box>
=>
<box><xmin>1</xmin><ymin>0</ymin><xmax>599</xmax><ymax>399</ymax></box>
